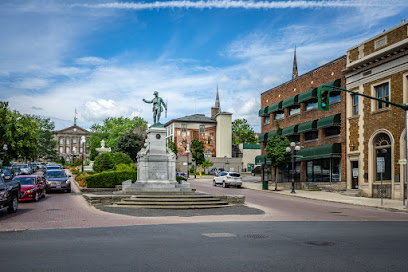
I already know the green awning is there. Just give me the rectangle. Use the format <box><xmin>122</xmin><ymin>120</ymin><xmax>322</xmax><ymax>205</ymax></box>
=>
<box><xmin>266</xmin><ymin>102</ymin><xmax>282</xmax><ymax>114</ymax></box>
<box><xmin>296</xmin><ymin>143</ymin><xmax>342</xmax><ymax>161</ymax></box>
<box><xmin>323</xmin><ymin>78</ymin><xmax>341</xmax><ymax>88</ymax></box>
<box><xmin>282</xmin><ymin>125</ymin><xmax>298</xmax><ymax>136</ymax></box>
<box><xmin>282</xmin><ymin>95</ymin><xmax>299</xmax><ymax>109</ymax></box>
<box><xmin>258</xmin><ymin>107</ymin><xmax>268</xmax><ymax>117</ymax></box>
<box><xmin>255</xmin><ymin>155</ymin><xmax>271</xmax><ymax>165</ymax></box>
<box><xmin>267</xmin><ymin>130</ymin><xmax>277</xmax><ymax>139</ymax></box>
<box><xmin>298</xmin><ymin>88</ymin><xmax>317</xmax><ymax>103</ymax></box>
<box><xmin>317</xmin><ymin>114</ymin><xmax>341</xmax><ymax>129</ymax></box>
<box><xmin>243</xmin><ymin>144</ymin><xmax>261</xmax><ymax>149</ymax></box>
<box><xmin>258</xmin><ymin>133</ymin><xmax>267</xmax><ymax>143</ymax></box>
<box><xmin>297</xmin><ymin>120</ymin><xmax>318</xmax><ymax>133</ymax></box>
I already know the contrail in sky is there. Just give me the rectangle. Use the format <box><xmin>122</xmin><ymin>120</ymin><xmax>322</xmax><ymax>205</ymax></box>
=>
<box><xmin>77</xmin><ymin>0</ymin><xmax>405</xmax><ymax>10</ymax></box>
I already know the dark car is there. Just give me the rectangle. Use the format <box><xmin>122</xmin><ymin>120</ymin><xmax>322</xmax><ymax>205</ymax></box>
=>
<box><xmin>0</xmin><ymin>174</ymin><xmax>21</xmax><ymax>213</ymax></box>
<box><xmin>44</xmin><ymin>170</ymin><xmax>71</xmax><ymax>193</ymax></box>
<box><xmin>251</xmin><ymin>166</ymin><xmax>262</xmax><ymax>176</ymax></box>
<box><xmin>1</xmin><ymin>167</ymin><xmax>16</xmax><ymax>180</ymax></box>
<box><xmin>43</xmin><ymin>165</ymin><xmax>62</xmax><ymax>175</ymax></box>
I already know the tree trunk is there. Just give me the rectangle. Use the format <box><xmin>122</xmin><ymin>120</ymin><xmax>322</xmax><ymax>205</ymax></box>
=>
<box><xmin>274</xmin><ymin>167</ymin><xmax>278</xmax><ymax>191</ymax></box>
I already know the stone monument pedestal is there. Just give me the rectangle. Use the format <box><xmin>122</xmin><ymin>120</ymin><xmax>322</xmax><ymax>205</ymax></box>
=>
<box><xmin>122</xmin><ymin>125</ymin><xmax>191</xmax><ymax>192</ymax></box>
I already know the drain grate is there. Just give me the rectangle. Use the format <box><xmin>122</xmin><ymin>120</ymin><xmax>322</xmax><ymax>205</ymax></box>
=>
<box><xmin>330</xmin><ymin>211</ymin><xmax>342</xmax><ymax>214</ymax></box>
<box><xmin>243</xmin><ymin>234</ymin><xmax>268</xmax><ymax>239</ymax></box>
<box><xmin>46</xmin><ymin>209</ymin><xmax>61</xmax><ymax>211</ymax></box>
<box><xmin>305</xmin><ymin>241</ymin><xmax>335</xmax><ymax>246</ymax></box>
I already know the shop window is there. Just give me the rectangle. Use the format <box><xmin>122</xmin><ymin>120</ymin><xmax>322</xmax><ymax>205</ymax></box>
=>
<box><xmin>275</xmin><ymin>111</ymin><xmax>284</xmax><ymax>120</ymax></box>
<box><xmin>305</xmin><ymin>131</ymin><xmax>318</xmax><ymax>141</ymax></box>
<box><xmin>289</xmin><ymin>106</ymin><xmax>300</xmax><ymax>116</ymax></box>
<box><xmin>375</xmin><ymin>133</ymin><xmax>391</xmax><ymax>180</ymax></box>
<box><xmin>277</xmin><ymin>162</ymin><xmax>300</xmax><ymax>183</ymax></box>
<box><xmin>330</xmin><ymin>91</ymin><xmax>341</xmax><ymax>103</ymax></box>
<box><xmin>305</xmin><ymin>100</ymin><xmax>318</xmax><ymax>111</ymax></box>
<box><xmin>306</xmin><ymin>158</ymin><xmax>341</xmax><ymax>182</ymax></box>
<box><xmin>325</xmin><ymin>126</ymin><xmax>340</xmax><ymax>137</ymax></box>
<box><xmin>376</xmin><ymin>83</ymin><xmax>390</xmax><ymax>109</ymax></box>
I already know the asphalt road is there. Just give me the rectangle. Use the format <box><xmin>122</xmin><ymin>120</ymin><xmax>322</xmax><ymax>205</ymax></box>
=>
<box><xmin>1</xmin><ymin>221</ymin><xmax>407</xmax><ymax>272</ymax></box>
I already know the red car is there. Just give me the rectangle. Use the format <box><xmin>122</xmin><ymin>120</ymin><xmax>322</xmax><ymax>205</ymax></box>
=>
<box><xmin>13</xmin><ymin>175</ymin><xmax>46</xmax><ymax>202</ymax></box>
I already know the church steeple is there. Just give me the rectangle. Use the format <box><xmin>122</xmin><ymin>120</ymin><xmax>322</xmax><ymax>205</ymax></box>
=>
<box><xmin>211</xmin><ymin>86</ymin><xmax>221</xmax><ymax>119</ymax></box>
<box><xmin>292</xmin><ymin>46</ymin><xmax>298</xmax><ymax>80</ymax></box>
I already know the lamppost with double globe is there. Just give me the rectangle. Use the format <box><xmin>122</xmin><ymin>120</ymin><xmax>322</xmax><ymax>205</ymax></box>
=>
<box><xmin>80</xmin><ymin>136</ymin><xmax>86</xmax><ymax>173</ymax></box>
<box><xmin>286</xmin><ymin>142</ymin><xmax>301</xmax><ymax>194</ymax></box>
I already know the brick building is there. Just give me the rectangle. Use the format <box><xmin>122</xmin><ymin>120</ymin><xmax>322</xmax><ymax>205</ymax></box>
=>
<box><xmin>54</xmin><ymin>124</ymin><xmax>90</xmax><ymax>163</ymax></box>
<box><xmin>344</xmin><ymin>21</ymin><xmax>408</xmax><ymax>199</ymax></box>
<box><xmin>258</xmin><ymin>54</ymin><xmax>347</xmax><ymax>190</ymax></box>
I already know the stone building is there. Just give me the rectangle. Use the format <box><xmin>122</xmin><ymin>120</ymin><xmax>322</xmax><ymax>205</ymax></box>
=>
<box><xmin>165</xmin><ymin>88</ymin><xmax>243</xmax><ymax>173</ymax></box>
<box><xmin>53</xmin><ymin>124</ymin><xmax>90</xmax><ymax>163</ymax></box>
<box><xmin>344</xmin><ymin>21</ymin><xmax>408</xmax><ymax>199</ymax></box>
<box><xmin>258</xmin><ymin>52</ymin><xmax>347</xmax><ymax>191</ymax></box>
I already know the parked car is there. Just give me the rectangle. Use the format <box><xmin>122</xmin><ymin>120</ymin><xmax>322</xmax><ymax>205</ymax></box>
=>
<box><xmin>213</xmin><ymin>171</ymin><xmax>242</xmax><ymax>188</ymax></box>
<box><xmin>43</xmin><ymin>164</ymin><xmax>62</xmax><ymax>175</ymax></box>
<box><xmin>208</xmin><ymin>167</ymin><xmax>225</xmax><ymax>176</ymax></box>
<box><xmin>18</xmin><ymin>164</ymin><xmax>32</xmax><ymax>175</ymax></box>
<box><xmin>12</xmin><ymin>166</ymin><xmax>21</xmax><ymax>176</ymax></box>
<box><xmin>13</xmin><ymin>175</ymin><xmax>46</xmax><ymax>202</ymax></box>
<box><xmin>44</xmin><ymin>170</ymin><xmax>71</xmax><ymax>193</ymax></box>
<box><xmin>0</xmin><ymin>167</ymin><xmax>16</xmax><ymax>180</ymax></box>
<box><xmin>29</xmin><ymin>163</ymin><xmax>38</xmax><ymax>172</ymax></box>
<box><xmin>0</xmin><ymin>173</ymin><xmax>21</xmax><ymax>213</ymax></box>
<box><xmin>251</xmin><ymin>166</ymin><xmax>262</xmax><ymax>176</ymax></box>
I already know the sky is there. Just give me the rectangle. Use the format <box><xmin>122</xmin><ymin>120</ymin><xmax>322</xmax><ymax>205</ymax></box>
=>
<box><xmin>1</xmin><ymin>0</ymin><xmax>407</xmax><ymax>132</ymax></box>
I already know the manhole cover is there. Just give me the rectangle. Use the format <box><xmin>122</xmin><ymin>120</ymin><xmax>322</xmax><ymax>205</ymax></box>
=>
<box><xmin>330</xmin><ymin>211</ymin><xmax>342</xmax><ymax>214</ymax></box>
<box><xmin>46</xmin><ymin>209</ymin><xmax>61</xmax><ymax>211</ymax></box>
<box><xmin>243</xmin><ymin>234</ymin><xmax>268</xmax><ymax>239</ymax></box>
<box><xmin>305</xmin><ymin>241</ymin><xmax>335</xmax><ymax>246</ymax></box>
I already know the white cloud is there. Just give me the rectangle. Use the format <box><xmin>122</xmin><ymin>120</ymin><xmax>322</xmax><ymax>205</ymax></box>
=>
<box><xmin>76</xmin><ymin>56</ymin><xmax>108</xmax><ymax>66</ymax></box>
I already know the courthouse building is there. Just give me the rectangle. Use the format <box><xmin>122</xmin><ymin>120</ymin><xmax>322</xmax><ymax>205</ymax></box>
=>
<box><xmin>54</xmin><ymin>124</ymin><xmax>90</xmax><ymax>163</ymax></box>
<box><xmin>344</xmin><ymin>21</ymin><xmax>408</xmax><ymax>199</ymax></box>
<box><xmin>258</xmin><ymin>53</ymin><xmax>347</xmax><ymax>191</ymax></box>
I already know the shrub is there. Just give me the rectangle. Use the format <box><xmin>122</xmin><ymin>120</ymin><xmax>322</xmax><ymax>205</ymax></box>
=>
<box><xmin>176</xmin><ymin>175</ymin><xmax>187</xmax><ymax>183</ymax></box>
<box><xmin>93</xmin><ymin>153</ymin><xmax>115</xmax><ymax>173</ymax></box>
<box><xmin>115</xmin><ymin>163</ymin><xmax>135</xmax><ymax>171</ymax></box>
<box><xmin>85</xmin><ymin>170</ymin><xmax>137</xmax><ymax>188</ymax></box>
<box><xmin>73</xmin><ymin>158</ymin><xmax>83</xmax><ymax>166</ymax></box>
<box><xmin>112</xmin><ymin>152</ymin><xmax>133</xmax><ymax>165</ymax></box>
<box><xmin>71</xmin><ymin>169</ymin><xmax>80</xmax><ymax>175</ymax></box>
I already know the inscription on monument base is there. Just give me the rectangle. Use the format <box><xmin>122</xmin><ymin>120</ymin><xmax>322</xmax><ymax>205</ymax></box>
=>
<box><xmin>148</xmin><ymin>162</ymin><xmax>168</xmax><ymax>180</ymax></box>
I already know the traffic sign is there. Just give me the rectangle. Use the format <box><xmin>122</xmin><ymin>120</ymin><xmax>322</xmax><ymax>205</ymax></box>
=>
<box><xmin>377</xmin><ymin>157</ymin><xmax>385</xmax><ymax>173</ymax></box>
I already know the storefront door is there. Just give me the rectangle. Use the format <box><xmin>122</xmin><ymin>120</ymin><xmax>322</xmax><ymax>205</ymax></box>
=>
<box><xmin>351</xmin><ymin>161</ymin><xmax>359</xmax><ymax>189</ymax></box>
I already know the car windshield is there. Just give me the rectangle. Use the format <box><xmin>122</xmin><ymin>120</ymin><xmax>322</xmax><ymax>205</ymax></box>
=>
<box><xmin>47</xmin><ymin>166</ymin><xmax>61</xmax><ymax>170</ymax></box>
<box><xmin>18</xmin><ymin>164</ymin><xmax>29</xmax><ymax>168</ymax></box>
<box><xmin>1</xmin><ymin>168</ymin><xmax>11</xmax><ymax>174</ymax></box>
<box><xmin>229</xmin><ymin>173</ymin><xmax>240</xmax><ymax>177</ymax></box>
<box><xmin>46</xmin><ymin>171</ymin><xmax>66</xmax><ymax>178</ymax></box>
<box><xmin>14</xmin><ymin>177</ymin><xmax>35</xmax><ymax>185</ymax></box>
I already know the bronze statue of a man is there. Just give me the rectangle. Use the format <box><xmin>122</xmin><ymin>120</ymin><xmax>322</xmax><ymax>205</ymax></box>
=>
<box><xmin>143</xmin><ymin>91</ymin><xmax>167</xmax><ymax>124</ymax></box>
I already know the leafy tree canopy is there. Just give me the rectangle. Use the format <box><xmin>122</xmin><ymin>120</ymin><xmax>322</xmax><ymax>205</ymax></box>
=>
<box><xmin>167</xmin><ymin>138</ymin><xmax>178</xmax><ymax>159</ymax></box>
<box><xmin>33</xmin><ymin>116</ymin><xmax>57</xmax><ymax>161</ymax></box>
<box><xmin>265</xmin><ymin>121</ymin><xmax>290</xmax><ymax>168</ymax></box>
<box><xmin>114</xmin><ymin>128</ymin><xmax>145</xmax><ymax>162</ymax></box>
<box><xmin>232</xmin><ymin>118</ymin><xmax>257</xmax><ymax>145</ymax></box>
<box><xmin>190</xmin><ymin>139</ymin><xmax>205</xmax><ymax>166</ymax></box>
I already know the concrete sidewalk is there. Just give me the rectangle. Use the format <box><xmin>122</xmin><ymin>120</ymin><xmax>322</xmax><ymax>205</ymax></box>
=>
<box><xmin>194</xmin><ymin>176</ymin><xmax>408</xmax><ymax>212</ymax></box>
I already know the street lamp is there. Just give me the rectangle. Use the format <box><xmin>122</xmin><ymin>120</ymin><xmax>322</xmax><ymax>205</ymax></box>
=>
<box><xmin>286</xmin><ymin>142</ymin><xmax>301</xmax><ymax>194</ymax></box>
<box><xmin>80</xmin><ymin>136</ymin><xmax>86</xmax><ymax>173</ymax></box>
<box><xmin>186</xmin><ymin>144</ymin><xmax>190</xmax><ymax>179</ymax></box>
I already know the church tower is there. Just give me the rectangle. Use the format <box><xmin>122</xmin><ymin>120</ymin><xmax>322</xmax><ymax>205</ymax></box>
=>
<box><xmin>211</xmin><ymin>86</ymin><xmax>221</xmax><ymax>119</ymax></box>
<box><xmin>292</xmin><ymin>47</ymin><xmax>298</xmax><ymax>80</ymax></box>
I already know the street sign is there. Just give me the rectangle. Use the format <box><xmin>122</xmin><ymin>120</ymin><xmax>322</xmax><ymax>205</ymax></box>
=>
<box><xmin>377</xmin><ymin>157</ymin><xmax>385</xmax><ymax>173</ymax></box>
<box><xmin>398</xmin><ymin>159</ymin><xmax>407</xmax><ymax>165</ymax></box>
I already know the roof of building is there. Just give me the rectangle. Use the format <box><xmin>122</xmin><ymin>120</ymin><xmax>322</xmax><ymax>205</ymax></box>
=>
<box><xmin>54</xmin><ymin>125</ymin><xmax>90</xmax><ymax>135</ymax></box>
<box><xmin>165</xmin><ymin>114</ymin><xmax>217</xmax><ymax>126</ymax></box>
<box><xmin>261</xmin><ymin>55</ymin><xmax>346</xmax><ymax>96</ymax></box>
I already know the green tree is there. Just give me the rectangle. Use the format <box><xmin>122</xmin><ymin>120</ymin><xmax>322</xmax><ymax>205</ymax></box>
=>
<box><xmin>0</xmin><ymin>102</ymin><xmax>13</xmax><ymax>165</ymax></box>
<box><xmin>232</xmin><ymin>118</ymin><xmax>257</xmax><ymax>145</ymax></box>
<box><xmin>114</xmin><ymin>128</ymin><xmax>145</xmax><ymax>162</ymax></box>
<box><xmin>33</xmin><ymin>116</ymin><xmax>57</xmax><ymax>161</ymax></box>
<box><xmin>93</xmin><ymin>152</ymin><xmax>115</xmax><ymax>173</ymax></box>
<box><xmin>202</xmin><ymin>159</ymin><xmax>213</xmax><ymax>174</ymax></box>
<box><xmin>167</xmin><ymin>138</ymin><xmax>178</xmax><ymax>159</ymax></box>
<box><xmin>90</xmin><ymin>117</ymin><xmax>147</xmax><ymax>159</ymax></box>
<box><xmin>111</xmin><ymin>152</ymin><xmax>133</xmax><ymax>165</ymax></box>
<box><xmin>265</xmin><ymin>121</ymin><xmax>291</xmax><ymax>190</ymax></box>
<box><xmin>191</xmin><ymin>139</ymin><xmax>204</xmax><ymax>177</ymax></box>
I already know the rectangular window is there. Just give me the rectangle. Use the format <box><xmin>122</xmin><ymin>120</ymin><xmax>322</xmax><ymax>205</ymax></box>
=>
<box><xmin>59</xmin><ymin>147</ymin><xmax>63</xmax><ymax>153</ymax></box>
<box><xmin>275</xmin><ymin>112</ymin><xmax>284</xmax><ymax>120</ymax></box>
<box><xmin>66</xmin><ymin>138</ymin><xmax>70</xmax><ymax>145</ymax></box>
<box><xmin>181</xmin><ymin>124</ymin><xmax>187</xmax><ymax>132</ymax></box>
<box><xmin>305</xmin><ymin>131</ymin><xmax>318</xmax><ymax>141</ymax></box>
<box><xmin>376</xmin><ymin>83</ymin><xmax>389</xmax><ymax>109</ymax></box>
<box><xmin>80</xmin><ymin>147</ymin><xmax>83</xmax><ymax>154</ymax></box>
<box><xmin>264</xmin><ymin>116</ymin><xmax>270</xmax><ymax>124</ymax></box>
<box><xmin>199</xmin><ymin>125</ymin><xmax>205</xmax><ymax>133</ymax></box>
<box><xmin>306</xmin><ymin>100</ymin><xmax>318</xmax><ymax>111</ymax></box>
<box><xmin>66</xmin><ymin>147</ymin><xmax>70</xmax><ymax>154</ymax></box>
<box><xmin>59</xmin><ymin>138</ymin><xmax>63</xmax><ymax>145</ymax></box>
<box><xmin>330</xmin><ymin>91</ymin><xmax>341</xmax><ymax>104</ymax></box>
<box><xmin>325</xmin><ymin>126</ymin><xmax>341</xmax><ymax>137</ymax></box>
<box><xmin>289</xmin><ymin>107</ymin><xmax>300</xmax><ymax>116</ymax></box>
<box><xmin>73</xmin><ymin>138</ymin><xmax>77</xmax><ymax>144</ymax></box>
<box><xmin>352</xmin><ymin>94</ymin><xmax>359</xmax><ymax>115</ymax></box>
<box><xmin>305</xmin><ymin>158</ymin><xmax>341</xmax><ymax>182</ymax></box>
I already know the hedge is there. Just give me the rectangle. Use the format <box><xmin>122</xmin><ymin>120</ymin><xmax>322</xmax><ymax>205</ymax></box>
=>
<box><xmin>176</xmin><ymin>175</ymin><xmax>187</xmax><ymax>183</ymax></box>
<box><xmin>85</xmin><ymin>170</ymin><xmax>137</xmax><ymax>188</ymax></box>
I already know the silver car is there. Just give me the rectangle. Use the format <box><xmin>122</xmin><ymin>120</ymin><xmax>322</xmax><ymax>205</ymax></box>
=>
<box><xmin>213</xmin><ymin>171</ymin><xmax>242</xmax><ymax>188</ymax></box>
<box><xmin>18</xmin><ymin>164</ymin><xmax>32</xmax><ymax>175</ymax></box>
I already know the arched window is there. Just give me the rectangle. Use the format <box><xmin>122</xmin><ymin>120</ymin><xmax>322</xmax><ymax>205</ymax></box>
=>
<box><xmin>375</xmin><ymin>133</ymin><xmax>391</xmax><ymax>181</ymax></box>
<box><xmin>204</xmin><ymin>150</ymin><xmax>212</xmax><ymax>158</ymax></box>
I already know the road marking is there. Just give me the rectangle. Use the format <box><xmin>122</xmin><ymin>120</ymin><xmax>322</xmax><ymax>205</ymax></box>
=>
<box><xmin>202</xmin><ymin>233</ymin><xmax>236</xmax><ymax>238</ymax></box>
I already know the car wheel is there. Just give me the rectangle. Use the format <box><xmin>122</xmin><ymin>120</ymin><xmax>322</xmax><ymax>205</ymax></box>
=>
<box><xmin>7</xmin><ymin>194</ymin><xmax>18</xmax><ymax>214</ymax></box>
<box><xmin>213</xmin><ymin>180</ymin><xmax>216</xmax><ymax>186</ymax></box>
<box><xmin>237</xmin><ymin>185</ymin><xmax>241</xmax><ymax>188</ymax></box>
<box><xmin>34</xmin><ymin>192</ymin><xmax>39</xmax><ymax>202</ymax></box>
<box><xmin>222</xmin><ymin>181</ymin><xmax>227</xmax><ymax>188</ymax></box>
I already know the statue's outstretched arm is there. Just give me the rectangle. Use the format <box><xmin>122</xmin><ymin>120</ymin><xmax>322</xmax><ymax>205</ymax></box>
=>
<box><xmin>143</xmin><ymin>98</ymin><xmax>153</xmax><ymax>103</ymax></box>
